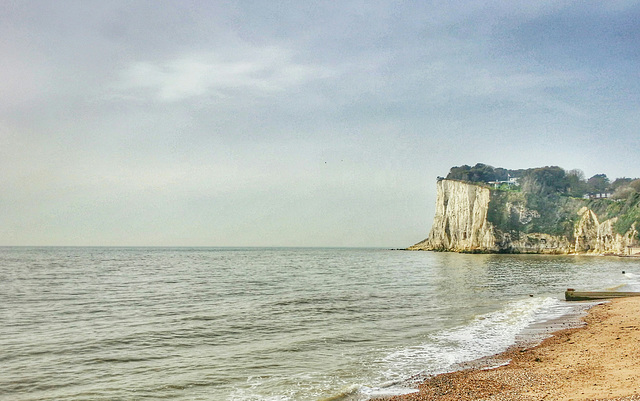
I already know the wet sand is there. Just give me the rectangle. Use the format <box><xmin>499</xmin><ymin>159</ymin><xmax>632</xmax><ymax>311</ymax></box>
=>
<box><xmin>388</xmin><ymin>297</ymin><xmax>640</xmax><ymax>401</ymax></box>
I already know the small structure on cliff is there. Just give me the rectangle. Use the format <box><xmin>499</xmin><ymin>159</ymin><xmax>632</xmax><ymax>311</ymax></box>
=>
<box><xmin>584</xmin><ymin>192</ymin><xmax>613</xmax><ymax>199</ymax></box>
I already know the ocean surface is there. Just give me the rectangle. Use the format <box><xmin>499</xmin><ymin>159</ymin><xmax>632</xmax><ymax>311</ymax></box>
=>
<box><xmin>2</xmin><ymin>247</ymin><xmax>640</xmax><ymax>401</ymax></box>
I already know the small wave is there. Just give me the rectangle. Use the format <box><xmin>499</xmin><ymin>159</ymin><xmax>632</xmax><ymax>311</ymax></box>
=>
<box><xmin>318</xmin><ymin>382</ymin><xmax>419</xmax><ymax>401</ymax></box>
<box><xmin>621</xmin><ymin>272</ymin><xmax>640</xmax><ymax>291</ymax></box>
<box><xmin>317</xmin><ymin>384</ymin><xmax>360</xmax><ymax>401</ymax></box>
<box><xmin>87</xmin><ymin>355</ymin><xmax>167</xmax><ymax>364</ymax></box>
<box><xmin>378</xmin><ymin>297</ymin><xmax>562</xmax><ymax>383</ymax></box>
<box><xmin>607</xmin><ymin>283</ymin><xmax>628</xmax><ymax>291</ymax></box>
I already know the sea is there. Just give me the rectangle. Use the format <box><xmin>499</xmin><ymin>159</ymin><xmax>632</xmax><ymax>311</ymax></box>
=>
<box><xmin>2</xmin><ymin>247</ymin><xmax>640</xmax><ymax>401</ymax></box>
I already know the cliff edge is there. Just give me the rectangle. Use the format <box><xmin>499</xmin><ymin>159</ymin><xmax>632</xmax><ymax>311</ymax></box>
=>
<box><xmin>410</xmin><ymin>179</ymin><xmax>496</xmax><ymax>252</ymax></box>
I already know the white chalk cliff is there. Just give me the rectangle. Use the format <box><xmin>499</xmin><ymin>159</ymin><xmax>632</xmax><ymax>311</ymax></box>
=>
<box><xmin>410</xmin><ymin>179</ymin><xmax>638</xmax><ymax>254</ymax></box>
<box><xmin>410</xmin><ymin>179</ymin><xmax>496</xmax><ymax>252</ymax></box>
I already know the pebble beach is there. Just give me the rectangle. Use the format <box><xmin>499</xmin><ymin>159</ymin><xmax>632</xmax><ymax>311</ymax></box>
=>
<box><xmin>388</xmin><ymin>297</ymin><xmax>640</xmax><ymax>401</ymax></box>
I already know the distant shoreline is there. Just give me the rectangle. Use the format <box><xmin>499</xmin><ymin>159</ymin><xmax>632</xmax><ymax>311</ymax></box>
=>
<box><xmin>402</xmin><ymin>247</ymin><xmax>640</xmax><ymax>258</ymax></box>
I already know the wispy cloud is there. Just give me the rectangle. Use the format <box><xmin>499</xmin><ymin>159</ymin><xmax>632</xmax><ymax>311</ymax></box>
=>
<box><xmin>2</xmin><ymin>1</ymin><xmax>639</xmax><ymax>246</ymax></box>
<box><xmin>116</xmin><ymin>46</ymin><xmax>334</xmax><ymax>102</ymax></box>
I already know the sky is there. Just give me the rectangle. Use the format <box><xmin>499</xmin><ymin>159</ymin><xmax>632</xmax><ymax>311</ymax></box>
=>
<box><xmin>1</xmin><ymin>1</ymin><xmax>639</xmax><ymax>247</ymax></box>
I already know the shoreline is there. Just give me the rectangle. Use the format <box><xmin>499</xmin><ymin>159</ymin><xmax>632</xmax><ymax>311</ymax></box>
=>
<box><xmin>386</xmin><ymin>297</ymin><xmax>640</xmax><ymax>401</ymax></box>
<box><xmin>402</xmin><ymin>248</ymin><xmax>640</xmax><ymax>258</ymax></box>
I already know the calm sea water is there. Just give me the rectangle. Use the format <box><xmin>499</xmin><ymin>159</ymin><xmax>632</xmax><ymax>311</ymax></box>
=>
<box><xmin>2</xmin><ymin>247</ymin><xmax>639</xmax><ymax>401</ymax></box>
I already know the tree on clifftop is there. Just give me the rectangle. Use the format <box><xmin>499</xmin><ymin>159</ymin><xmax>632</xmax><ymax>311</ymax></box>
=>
<box><xmin>446</xmin><ymin>163</ymin><xmax>497</xmax><ymax>183</ymax></box>
<box><xmin>520</xmin><ymin>166</ymin><xmax>568</xmax><ymax>195</ymax></box>
<box><xmin>587</xmin><ymin>174</ymin><xmax>610</xmax><ymax>193</ymax></box>
<box><xmin>566</xmin><ymin>169</ymin><xmax>588</xmax><ymax>197</ymax></box>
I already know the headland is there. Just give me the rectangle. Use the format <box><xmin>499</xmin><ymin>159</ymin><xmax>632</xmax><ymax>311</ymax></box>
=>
<box><xmin>410</xmin><ymin>164</ymin><xmax>640</xmax><ymax>255</ymax></box>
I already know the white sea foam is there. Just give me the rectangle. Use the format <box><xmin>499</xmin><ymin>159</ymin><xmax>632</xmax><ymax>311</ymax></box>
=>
<box><xmin>371</xmin><ymin>296</ymin><xmax>565</xmax><ymax>395</ymax></box>
<box><xmin>359</xmin><ymin>384</ymin><xmax>418</xmax><ymax>399</ymax></box>
<box><xmin>622</xmin><ymin>272</ymin><xmax>640</xmax><ymax>291</ymax></box>
<box><xmin>234</xmin><ymin>296</ymin><xmax>590</xmax><ymax>400</ymax></box>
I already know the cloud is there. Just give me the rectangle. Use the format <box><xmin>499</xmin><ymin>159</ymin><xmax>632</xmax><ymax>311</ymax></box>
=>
<box><xmin>116</xmin><ymin>46</ymin><xmax>334</xmax><ymax>102</ymax></box>
<box><xmin>2</xmin><ymin>1</ymin><xmax>640</xmax><ymax>246</ymax></box>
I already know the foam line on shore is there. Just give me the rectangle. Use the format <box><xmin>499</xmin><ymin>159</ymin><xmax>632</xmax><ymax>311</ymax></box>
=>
<box><xmin>387</xmin><ymin>297</ymin><xmax>640</xmax><ymax>400</ymax></box>
<box><xmin>354</xmin><ymin>297</ymin><xmax>598</xmax><ymax>401</ymax></box>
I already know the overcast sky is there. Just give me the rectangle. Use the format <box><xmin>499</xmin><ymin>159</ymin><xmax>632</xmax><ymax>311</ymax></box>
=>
<box><xmin>1</xmin><ymin>1</ymin><xmax>639</xmax><ymax>247</ymax></box>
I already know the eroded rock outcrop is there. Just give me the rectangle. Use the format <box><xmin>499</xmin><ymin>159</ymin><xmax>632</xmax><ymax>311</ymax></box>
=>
<box><xmin>501</xmin><ymin>233</ymin><xmax>573</xmax><ymax>254</ymax></box>
<box><xmin>574</xmin><ymin>207</ymin><xmax>600</xmax><ymax>252</ymax></box>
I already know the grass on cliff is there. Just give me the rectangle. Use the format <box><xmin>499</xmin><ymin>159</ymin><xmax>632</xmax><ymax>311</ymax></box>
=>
<box><xmin>488</xmin><ymin>190</ymin><xmax>586</xmax><ymax>240</ymax></box>
<box><xmin>587</xmin><ymin>192</ymin><xmax>640</xmax><ymax>236</ymax></box>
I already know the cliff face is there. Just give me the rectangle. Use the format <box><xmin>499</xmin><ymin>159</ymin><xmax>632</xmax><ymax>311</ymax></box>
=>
<box><xmin>410</xmin><ymin>179</ymin><xmax>638</xmax><ymax>254</ymax></box>
<box><xmin>410</xmin><ymin>179</ymin><xmax>496</xmax><ymax>252</ymax></box>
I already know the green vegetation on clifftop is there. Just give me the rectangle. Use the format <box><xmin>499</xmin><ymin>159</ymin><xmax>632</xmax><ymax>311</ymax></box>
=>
<box><xmin>588</xmin><ymin>192</ymin><xmax>640</xmax><ymax>237</ymax></box>
<box><xmin>487</xmin><ymin>190</ymin><xmax>585</xmax><ymax>241</ymax></box>
<box><xmin>448</xmin><ymin>163</ymin><xmax>640</xmax><ymax>240</ymax></box>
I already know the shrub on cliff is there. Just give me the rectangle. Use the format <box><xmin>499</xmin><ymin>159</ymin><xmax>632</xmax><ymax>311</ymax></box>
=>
<box><xmin>519</xmin><ymin>166</ymin><xmax>568</xmax><ymax>195</ymax></box>
<box><xmin>611</xmin><ymin>179</ymin><xmax>640</xmax><ymax>200</ymax></box>
<box><xmin>600</xmin><ymin>192</ymin><xmax>640</xmax><ymax>236</ymax></box>
<box><xmin>587</xmin><ymin>174</ymin><xmax>610</xmax><ymax>193</ymax></box>
<box><xmin>487</xmin><ymin>189</ymin><xmax>583</xmax><ymax>240</ymax></box>
<box><xmin>446</xmin><ymin>163</ymin><xmax>498</xmax><ymax>183</ymax></box>
<box><xmin>446</xmin><ymin>164</ymin><xmax>586</xmax><ymax>197</ymax></box>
